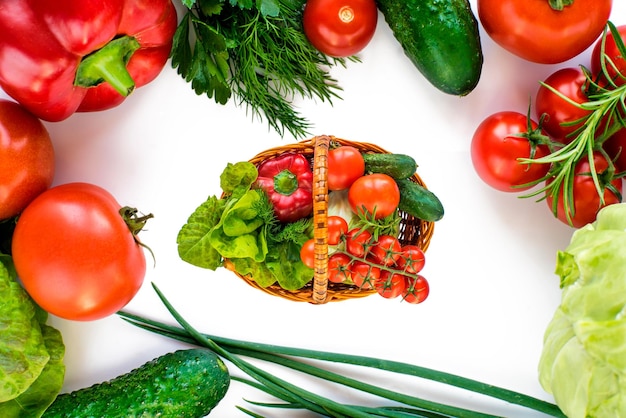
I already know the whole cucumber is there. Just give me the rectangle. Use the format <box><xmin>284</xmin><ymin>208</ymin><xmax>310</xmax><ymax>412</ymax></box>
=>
<box><xmin>397</xmin><ymin>178</ymin><xmax>444</xmax><ymax>222</ymax></box>
<box><xmin>376</xmin><ymin>0</ymin><xmax>483</xmax><ymax>96</ymax></box>
<box><xmin>42</xmin><ymin>349</ymin><xmax>230</xmax><ymax>418</ymax></box>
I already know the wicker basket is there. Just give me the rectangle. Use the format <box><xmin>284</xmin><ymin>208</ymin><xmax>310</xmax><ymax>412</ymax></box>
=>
<box><xmin>224</xmin><ymin>135</ymin><xmax>435</xmax><ymax>304</ymax></box>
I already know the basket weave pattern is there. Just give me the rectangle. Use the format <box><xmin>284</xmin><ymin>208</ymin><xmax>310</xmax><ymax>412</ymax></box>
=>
<box><xmin>226</xmin><ymin>135</ymin><xmax>435</xmax><ymax>304</ymax></box>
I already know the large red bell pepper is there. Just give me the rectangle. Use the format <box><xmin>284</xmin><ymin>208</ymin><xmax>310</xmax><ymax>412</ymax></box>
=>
<box><xmin>0</xmin><ymin>0</ymin><xmax>177</xmax><ymax>121</ymax></box>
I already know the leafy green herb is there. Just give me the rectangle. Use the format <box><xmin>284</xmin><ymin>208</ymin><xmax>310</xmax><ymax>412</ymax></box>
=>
<box><xmin>119</xmin><ymin>284</ymin><xmax>566</xmax><ymax>418</ymax></box>
<box><xmin>0</xmin><ymin>259</ymin><xmax>65</xmax><ymax>416</ymax></box>
<box><xmin>171</xmin><ymin>0</ymin><xmax>352</xmax><ymax>139</ymax></box>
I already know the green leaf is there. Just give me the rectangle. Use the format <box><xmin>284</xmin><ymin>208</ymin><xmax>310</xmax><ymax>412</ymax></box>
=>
<box><xmin>170</xmin><ymin>14</ymin><xmax>193</xmax><ymax>77</ymax></box>
<box><xmin>229</xmin><ymin>257</ymin><xmax>276</xmax><ymax>288</ymax></box>
<box><xmin>257</xmin><ymin>0</ymin><xmax>280</xmax><ymax>17</ymax></box>
<box><xmin>219</xmin><ymin>161</ymin><xmax>258</xmax><ymax>197</ymax></box>
<box><xmin>231</xmin><ymin>0</ymin><xmax>254</xmax><ymax>9</ymax></box>
<box><xmin>177</xmin><ymin>196</ymin><xmax>227</xmax><ymax>270</ymax></box>
<box><xmin>197</xmin><ymin>0</ymin><xmax>224</xmax><ymax>15</ymax></box>
<box><xmin>182</xmin><ymin>0</ymin><xmax>198</xmax><ymax>8</ymax></box>
<box><xmin>0</xmin><ymin>263</ymin><xmax>50</xmax><ymax>403</ymax></box>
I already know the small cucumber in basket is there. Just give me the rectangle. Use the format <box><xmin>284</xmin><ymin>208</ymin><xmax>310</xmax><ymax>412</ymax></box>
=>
<box><xmin>42</xmin><ymin>349</ymin><xmax>230</xmax><ymax>418</ymax></box>
<box><xmin>376</xmin><ymin>0</ymin><xmax>483</xmax><ymax>96</ymax></box>
<box><xmin>396</xmin><ymin>178</ymin><xmax>444</xmax><ymax>222</ymax></box>
<box><xmin>363</xmin><ymin>153</ymin><xmax>418</xmax><ymax>179</ymax></box>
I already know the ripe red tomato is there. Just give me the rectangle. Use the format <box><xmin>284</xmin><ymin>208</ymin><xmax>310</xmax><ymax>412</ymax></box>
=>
<box><xmin>402</xmin><ymin>275</ymin><xmax>429</xmax><ymax>304</ymax></box>
<box><xmin>591</xmin><ymin>25</ymin><xmax>626</xmax><ymax>87</ymax></box>
<box><xmin>302</xmin><ymin>0</ymin><xmax>378</xmax><ymax>58</ymax></box>
<box><xmin>477</xmin><ymin>0</ymin><xmax>611</xmax><ymax>64</ymax></box>
<box><xmin>535</xmin><ymin>67</ymin><xmax>591</xmax><ymax>142</ymax></box>
<box><xmin>374</xmin><ymin>271</ymin><xmax>407</xmax><ymax>299</ymax></box>
<box><xmin>12</xmin><ymin>182</ymin><xmax>149</xmax><ymax>321</ymax></box>
<box><xmin>546</xmin><ymin>152</ymin><xmax>622</xmax><ymax>228</ymax></box>
<box><xmin>604</xmin><ymin>129</ymin><xmax>626</xmax><ymax>173</ymax></box>
<box><xmin>349</xmin><ymin>260</ymin><xmax>379</xmax><ymax>289</ymax></box>
<box><xmin>300</xmin><ymin>238</ymin><xmax>316</xmax><ymax>269</ymax></box>
<box><xmin>0</xmin><ymin>99</ymin><xmax>55</xmax><ymax>220</ymax></box>
<box><xmin>396</xmin><ymin>245</ymin><xmax>425</xmax><ymax>274</ymax></box>
<box><xmin>471</xmin><ymin>111</ymin><xmax>551</xmax><ymax>192</ymax></box>
<box><xmin>345</xmin><ymin>228</ymin><xmax>372</xmax><ymax>258</ymax></box>
<box><xmin>327</xmin><ymin>146</ymin><xmax>365</xmax><ymax>191</ymax></box>
<box><xmin>327</xmin><ymin>215</ymin><xmax>349</xmax><ymax>245</ymax></box>
<box><xmin>370</xmin><ymin>234</ymin><xmax>401</xmax><ymax>266</ymax></box>
<box><xmin>348</xmin><ymin>173</ymin><xmax>400</xmax><ymax>219</ymax></box>
<box><xmin>328</xmin><ymin>252</ymin><xmax>351</xmax><ymax>283</ymax></box>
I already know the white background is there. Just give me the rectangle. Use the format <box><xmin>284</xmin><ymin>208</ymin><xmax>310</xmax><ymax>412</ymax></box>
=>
<box><xmin>3</xmin><ymin>1</ymin><xmax>625</xmax><ymax>416</ymax></box>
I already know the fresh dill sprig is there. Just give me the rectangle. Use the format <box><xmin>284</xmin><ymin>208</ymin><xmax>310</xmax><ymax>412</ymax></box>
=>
<box><xmin>171</xmin><ymin>0</ymin><xmax>355</xmax><ymax>139</ymax></box>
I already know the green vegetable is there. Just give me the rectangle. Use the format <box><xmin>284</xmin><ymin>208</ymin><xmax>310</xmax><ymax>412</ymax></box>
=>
<box><xmin>172</xmin><ymin>0</ymin><xmax>351</xmax><ymax>139</ymax></box>
<box><xmin>539</xmin><ymin>203</ymin><xmax>626</xmax><ymax>418</ymax></box>
<box><xmin>375</xmin><ymin>0</ymin><xmax>483</xmax><ymax>96</ymax></box>
<box><xmin>42</xmin><ymin>349</ymin><xmax>230</xmax><ymax>418</ymax></box>
<box><xmin>0</xmin><ymin>259</ymin><xmax>65</xmax><ymax>418</ymax></box>
<box><xmin>396</xmin><ymin>178</ymin><xmax>444</xmax><ymax>222</ymax></box>
<box><xmin>119</xmin><ymin>283</ymin><xmax>565</xmax><ymax>418</ymax></box>
<box><xmin>362</xmin><ymin>153</ymin><xmax>417</xmax><ymax>179</ymax></box>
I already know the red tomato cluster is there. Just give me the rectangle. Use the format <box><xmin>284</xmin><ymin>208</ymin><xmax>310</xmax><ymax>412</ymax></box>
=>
<box><xmin>300</xmin><ymin>217</ymin><xmax>429</xmax><ymax>304</ymax></box>
<box><xmin>471</xmin><ymin>29</ymin><xmax>626</xmax><ymax>228</ymax></box>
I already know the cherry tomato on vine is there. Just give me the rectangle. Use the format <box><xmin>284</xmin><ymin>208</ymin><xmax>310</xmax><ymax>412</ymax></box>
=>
<box><xmin>0</xmin><ymin>99</ymin><xmax>55</xmax><ymax>220</ymax></box>
<box><xmin>300</xmin><ymin>238</ymin><xmax>316</xmax><ymax>269</ymax></box>
<box><xmin>477</xmin><ymin>0</ymin><xmax>611</xmax><ymax>64</ymax></box>
<box><xmin>327</xmin><ymin>215</ymin><xmax>349</xmax><ymax>245</ymax></box>
<box><xmin>302</xmin><ymin>0</ymin><xmax>378</xmax><ymax>58</ymax></box>
<box><xmin>396</xmin><ymin>245</ymin><xmax>426</xmax><ymax>274</ymax></box>
<box><xmin>345</xmin><ymin>228</ymin><xmax>372</xmax><ymax>258</ymax></box>
<box><xmin>348</xmin><ymin>173</ymin><xmax>400</xmax><ymax>219</ymax></box>
<box><xmin>535</xmin><ymin>67</ymin><xmax>591</xmax><ymax>142</ymax></box>
<box><xmin>370</xmin><ymin>234</ymin><xmax>401</xmax><ymax>266</ymax></box>
<box><xmin>546</xmin><ymin>152</ymin><xmax>622</xmax><ymax>228</ymax></box>
<box><xmin>471</xmin><ymin>111</ymin><xmax>551</xmax><ymax>192</ymax></box>
<box><xmin>375</xmin><ymin>271</ymin><xmax>407</xmax><ymax>299</ymax></box>
<box><xmin>402</xmin><ymin>275</ymin><xmax>429</xmax><ymax>304</ymax></box>
<box><xmin>591</xmin><ymin>25</ymin><xmax>626</xmax><ymax>87</ymax></box>
<box><xmin>327</xmin><ymin>145</ymin><xmax>366</xmax><ymax>190</ymax></box>
<box><xmin>12</xmin><ymin>182</ymin><xmax>150</xmax><ymax>321</ymax></box>
<box><xmin>349</xmin><ymin>260</ymin><xmax>379</xmax><ymax>289</ymax></box>
<box><xmin>328</xmin><ymin>252</ymin><xmax>351</xmax><ymax>283</ymax></box>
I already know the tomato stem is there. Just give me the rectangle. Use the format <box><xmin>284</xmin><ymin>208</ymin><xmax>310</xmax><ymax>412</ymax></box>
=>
<box><xmin>548</xmin><ymin>0</ymin><xmax>574</xmax><ymax>11</ymax></box>
<box><xmin>120</xmin><ymin>206</ymin><xmax>156</xmax><ymax>265</ymax></box>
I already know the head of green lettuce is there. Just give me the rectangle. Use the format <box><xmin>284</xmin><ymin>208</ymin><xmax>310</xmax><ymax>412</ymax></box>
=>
<box><xmin>539</xmin><ymin>203</ymin><xmax>626</xmax><ymax>418</ymax></box>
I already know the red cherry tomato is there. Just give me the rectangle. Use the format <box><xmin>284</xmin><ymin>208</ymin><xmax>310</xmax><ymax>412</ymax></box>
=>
<box><xmin>374</xmin><ymin>270</ymin><xmax>407</xmax><ymax>299</ymax></box>
<box><xmin>471</xmin><ymin>111</ymin><xmax>551</xmax><ymax>192</ymax></box>
<box><xmin>546</xmin><ymin>152</ymin><xmax>622</xmax><ymax>228</ymax></box>
<box><xmin>535</xmin><ymin>67</ymin><xmax>591</xmax><ymax>142</ymax></box>
<box><xmin>12</xmin><ymin>182</ymin><xmax>149</xmax><ymax>321</ymax></box>
<box><xmin>478</xmin><ymin>0</ymin><xmax>611</xmax><ymax>64</ymax></box>
<box><xmin>328</xmin><ymin>252</ymin><xmax>351</xmax><ymax>283</ymax></box>
<box><xmin>300</xmin><ymin>238</ymin><xmax>316</xmax><ymax>269</ymax></box>
<box><xmin>604</xmin><ymin>129</ymin><xmax>626</xmax><ymax>173</ymax></box>
<box><xmin>345</xmin><ymin>228</ymin><xmax>372</xmax><ymax>258</ymax></box>
<box><xmin>370</xmin><ymin>234</ymin><xmax>401</xmax><ymax>266</ymax></box>
<box><xmin>396</xmin><ymin>245</ymin><xmax>426</xmax><ymax>274</ymax></box>
<box><xmin>348</xmin><ymin>173</ymin><xmax>400</xmax><ymax>219</ymax></box>
<box><xmin>591</xmin><ymin>25</ymin><xmax>626</xmax><ymax>87</ymax></box>
<box><xmin>327</xmin><ymin>146</ymin><xmax>365</xmax><ymax>191</ymax></box>
<box><xmin>402</xmin><ymin>275</ymin><xmax>429</xmax><ymax>304</ymax></box>
<box><xmin>303</xmin><ymin>0</ymin><xmax>378</xmax><ymax>58</ymax></box>
<box><xmin>0</xmin><ymin>99</ymin><xmax>55</xmax><ymax>220</ymax></box>
<box><xmin>327</xmin><ymin>215</ymin><xmax>349</xmax><ymax>245</ymax></box>
<box><xmin>349</xmin><ymin>260</ymin><xmax>379</xmax><ymax>289</ymax></box>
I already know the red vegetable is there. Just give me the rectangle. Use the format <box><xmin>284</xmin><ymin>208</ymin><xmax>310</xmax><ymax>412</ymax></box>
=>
<box><xmin>255</xmin><ymin>153</ymin><xmax>314</xmax><ymax>223</ymax></box>
<box><xmin>0</xmin><ymin>0</ymin><xmax>178</xmax><ymax>121</ymax></box>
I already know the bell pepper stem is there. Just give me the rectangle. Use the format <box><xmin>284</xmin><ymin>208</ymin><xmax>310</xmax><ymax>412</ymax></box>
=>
<box><xmin>74</xmin><ymin>35</ymin><xmax>141</xmax><ymax>96</ymax></box>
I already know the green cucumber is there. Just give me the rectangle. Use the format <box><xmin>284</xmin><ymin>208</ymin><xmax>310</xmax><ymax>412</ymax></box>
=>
<box><xmin>363</xmin><ymin>153</ymin><xmax>418</xmax><ymax>179</ymax></box>
<box><xmin>376</xmin><ymin>0</ymin><xmax>483</xmax><ymax>96</ymax></box>
<box><xmin>43</xmin><ymin>349</ymin><xmax>230</xmax><ymax>418</ymax></box>
<box><xmin>396</xmin><ymin>178</ymin><xmax>444</xmax><ymax>222</ymax></box>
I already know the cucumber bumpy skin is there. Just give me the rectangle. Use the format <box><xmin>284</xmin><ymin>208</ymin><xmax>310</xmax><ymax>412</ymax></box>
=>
<box><xmin>363</xmin><ymin>153</ymin><xmax>418</xmax><ymax>179</ymax></box>
<box><xmin>376</xmin><ymin>0</ymin><xmax>483</xmax><ymax>96</ymax></box>
<box><xmin>42</xmin><ymin>349</ymin><xmax>230</xmax><ymax>418</ymax></box>
<box><xmin>397</xmin><ymin>178</ymin><xmax>444</xmax><ymax>222</ymax></box>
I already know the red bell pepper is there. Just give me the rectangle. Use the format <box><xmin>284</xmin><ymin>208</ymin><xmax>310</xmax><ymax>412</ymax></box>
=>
<box><xmin>255</xmin><ymin>153</ymin><xmax>314</xmax><ymax>223</ymax></box>
<box><xmin>0</xmin><ymin>0</ymin><xmax>177</xmax><ymax>121</ymax></box>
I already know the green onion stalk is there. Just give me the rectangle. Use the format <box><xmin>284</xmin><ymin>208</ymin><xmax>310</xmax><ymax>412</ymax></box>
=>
<box><xmin>118</xmin><ymin>283</ymin><xmax>565</xmax><ymax>417</ymax></box>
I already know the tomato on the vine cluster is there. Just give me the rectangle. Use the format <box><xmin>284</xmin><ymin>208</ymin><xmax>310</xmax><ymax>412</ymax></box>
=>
<box><xmin>302</xmin><ymin>0</ymin><xmax>378</xmax><ymax>58</ymax></box>
<box><xmin>12</xmin><ymin>182</ymin><xmax>150</xmax><ymax>321</ymax></box>
<box><xmin>591</xmin><ymin>25</ymin><xmax>626</xmax><ymax>87</ymax></box>
<box><xmin>471</xmin><ymin>111</ymin><xmax>551</xmax><ymax>192</ymax></box>
<box><xmin>0</xmin><ymin>99</ymin><xmax>55</xmax><ymax>220</ymax></box>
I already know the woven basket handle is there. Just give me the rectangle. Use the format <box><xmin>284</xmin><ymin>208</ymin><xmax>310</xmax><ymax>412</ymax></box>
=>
<box><xmin>312</xmin><ymin>135</ymin><xmax>331</xmax><ymax>303</ymax></box>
